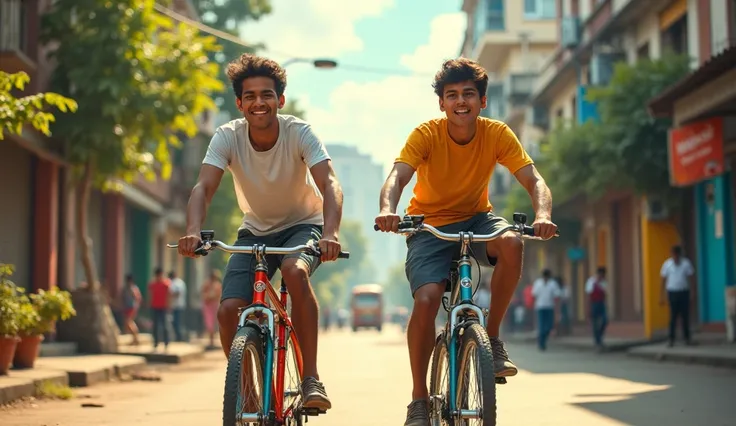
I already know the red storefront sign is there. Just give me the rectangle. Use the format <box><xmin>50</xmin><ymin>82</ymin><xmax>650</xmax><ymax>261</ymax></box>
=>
<box><xmin>668</xmin><ymin>117</ymin><xmax>725</xmax><ymax>187</ymax></box>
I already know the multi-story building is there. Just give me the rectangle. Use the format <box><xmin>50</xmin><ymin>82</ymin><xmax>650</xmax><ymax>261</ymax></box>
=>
<box><xmin>648</xmin><ymin>0</ymin><xmax>736</xmax><ymax>336</ymax></box>
<box><xmin>522</xmin><ymin>0</ymin><xmax>734</xmax><ymax>339</ymax></box>
<box><xmin>460</xmin><ymin>0</ymin><xmax>558</xmax><ymax>217</ymax></box>
<box><xmin>0</xmin><ymin>0</ymin><xmax>212</xmax><ymax>317</ymax></box>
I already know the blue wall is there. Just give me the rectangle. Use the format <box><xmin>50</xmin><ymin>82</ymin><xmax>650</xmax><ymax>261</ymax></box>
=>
<box><xmin>695</xmin><ymin>172</ymin><xmax>735</xmax><ymax>323</ymax></box>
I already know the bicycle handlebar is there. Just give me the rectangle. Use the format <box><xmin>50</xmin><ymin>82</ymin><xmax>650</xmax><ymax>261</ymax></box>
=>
<box><xmin>166</xmin><ymin>230</ymin><xmax>350</xmax><ymax>259</ymax></box>
<box><xmin>373</xmin><ymin>213</ymin><xmax>559</xmax><ymax>241</ymax></box>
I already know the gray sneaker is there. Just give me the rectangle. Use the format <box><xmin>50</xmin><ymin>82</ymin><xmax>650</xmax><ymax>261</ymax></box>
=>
<box><xmin>404</xmin><ymin>399</ymin><xmax>430</xmax><ymax>426</ymax></box>
<box><xmin>301</xmin><ymin>376</ymin><xmax>331</xmax><ymax>411</ymax></box>
<box><xmin>490</xmin><ymin>337</ymin><xmax>518</xmax><ymax>377</ymax></box>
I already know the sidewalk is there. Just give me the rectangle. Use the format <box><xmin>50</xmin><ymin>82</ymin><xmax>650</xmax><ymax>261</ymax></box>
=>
<box><xmin>505</xmin><ymin>331</ymin><xmax>663</xmax><ymax>352</ymax></box>
<box><xmin>115</xmin><ymin>333</ymin><xmax>207</xmax><ymax>363</ymax></box>
<box><xmin>0</xmin><ymin>354</ymin><xmax>146</xmax><ymax>405</ymax></box>
<box><xmin>628</xmin><ymin>340</ymin><xmax>736</xmax><ymax>369</ymax></box>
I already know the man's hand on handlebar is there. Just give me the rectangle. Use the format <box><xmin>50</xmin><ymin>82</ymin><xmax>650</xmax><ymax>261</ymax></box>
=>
<box><xmin>178</xmin><ymin>233</ymin><xmax>202</xmax><ymax>258</ymax></box>
<box><xmin>374</xmin><ymin>211</ymin><xmax>401</xmax><ymax>233</ymax></box>
<box><xmin>532</xmin><ymin>217</ymin><xmax>558</xmax><ymax>240</ymax></box>
<box><xmin>318</xmin><ymin>235</ymin><xmax>342</xmax><ymax>262</ymax></box>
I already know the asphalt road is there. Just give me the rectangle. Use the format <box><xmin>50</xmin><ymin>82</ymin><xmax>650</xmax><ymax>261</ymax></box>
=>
<box><xmin>2</xmin><ymin>325</ymin><xmax>735</xmax><ymax>425</ymax></box>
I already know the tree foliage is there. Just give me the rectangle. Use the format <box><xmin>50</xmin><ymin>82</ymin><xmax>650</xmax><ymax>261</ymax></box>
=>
<box><xmin>41</xmin><ymin>0</ymin><xmax>223</xmax><ymax>291</ymax></box>
<box><xmin>0</xmin><ymin>71</ymin><xmax>77</xmax><ymax>140</ymax></box>
<box><xmin>310</xmin><ymin>220</ymin><xmax>369</xmax><ymax>306</ymax></box>
<box><xmin>42</xmin><ymin>0</ymin><xmax>224</xmax><ymax>186</ymax></box>
<box><xmin>383</xmin><ymin>262</ymin><xmax>413</xmax><ymax>309</ymax></box>
<box><xmin>280</xmin><ymin>100</ymin><xmax>307</xmax><ymax>120</ymax></box>
<box><xmin>504</xmin><ymin>54</ymin><xmax>691</xmax><ymax>216</ymax></box>
<box><xmin>190</xmin><ymin>0</ymin><xmax>272</xmax><ymax>120</ymax></box>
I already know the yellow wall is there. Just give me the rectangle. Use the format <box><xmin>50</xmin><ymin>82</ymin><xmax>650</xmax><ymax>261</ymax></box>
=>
<box><xmin>641</xmin><ymin>213</ymin><xmax>682</xmax><ymax>338</ymax></box>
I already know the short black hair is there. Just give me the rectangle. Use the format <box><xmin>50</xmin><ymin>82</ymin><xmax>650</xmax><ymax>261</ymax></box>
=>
<box><xmin>597</xmin><ymin>267</ymin><xmax>607</xmax><ymax>275</ymax></box>
<box><xmin>154</xmin><ymin>267</ymin><xmax>163</xmax><ymax>275</ymax></box>
<box><xmin>226</xmin><ymin>53</ymin><xmax>287</xmax><ymax>98</ymax></box>
<box><xmin>542</xmin><ymin>269</ymin><xmax>552</xmax><ymax>278</ymax></box>
<box><xmin>432</xmin><ymin>58</ymin><xmax>489</xmax><ymax>98</ymax></box>
<box><xmin>672</xmin><ymin>245</ymin><xmax>682</xmax><ymax>256</ymax></box>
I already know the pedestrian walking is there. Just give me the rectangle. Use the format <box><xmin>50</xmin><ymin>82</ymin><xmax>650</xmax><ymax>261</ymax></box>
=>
<box><xmin>148</xmin><ymin>267</ymin><xmax>171</xmax><ymax>350</ymax></box>
<box><xmin>532</xmin><ymin>269</ymin><xmax>561</xmax><ymax>351</ymax></box>
<box><xmin>201</xmin><ymin>270</ymin><xmax>222</xmax><ymax>348</ymax></box>
<box><xmin>168</xmin><ymin>271</ymin><xmax>187</xmax><ymax>342</ymax></box>
<box><xmin>585</xmin><ymin>267</ymin><xmax>608</xmax><ymax>351</ymax></box>
<box><xmin>660</xmin><ymin>245</ymin><xmax>695</xmax><ymax>347</ymax></box>
<box><xmin>122</xmin><ymin>274</ymin><xmax>142</xmax><ymax>345</ymax></box>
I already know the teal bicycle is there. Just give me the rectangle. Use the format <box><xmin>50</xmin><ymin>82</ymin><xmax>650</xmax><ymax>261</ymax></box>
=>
<box><xmin>377</xmin><ymin>212</ymin><xmax>553</xmax><ymax>426</ymax></box>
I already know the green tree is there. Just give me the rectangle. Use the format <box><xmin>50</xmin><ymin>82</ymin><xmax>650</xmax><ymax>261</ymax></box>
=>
<box><xmin>310</xmin><ymin>220</ymin><xmax>369</xmax><ymax>306</ymax></box>
<box><xmin>504</xmin><ymin>54</ymin><xmax>691</xmax><ymax>216</ymax></box>
<box><xmin>280</xmin><ymin>100</ymin><xmax>307</xmax><ymax>119</ymax></box>
<box><xmin>190</xmin><ymin>0</ymin><xmax>271</xmax><ymax>120</ymax></box>
<box><xmin>0</xmin><ymin>71</ymin><xmax>77</xmax><ymax>140</ymax></box>
<box><xmin>41</xmin><ymin>0</ymin><xmax>223</xmax><ymax>352</ymax></box>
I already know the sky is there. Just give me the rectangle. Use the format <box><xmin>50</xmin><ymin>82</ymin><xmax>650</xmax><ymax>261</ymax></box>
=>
<box><xmin>239</xmin><ymin>0</ymin><xmax>466</xmax><ymax>174</ymax></box>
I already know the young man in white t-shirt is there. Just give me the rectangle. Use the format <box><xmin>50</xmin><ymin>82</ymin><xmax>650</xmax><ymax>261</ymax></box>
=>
<box><xmin>531</xmin><ymin>269</ymin><xmax>561</xmax><ymax>351</ymax></box>
<box><xmin>660</xmin><ymin>245</ymin><xmax>695</xmax><ymax>347</ymax></box>
<box><xmin>177</xmin><ymin>54</ymin><xmax>344</xmax><ymax>410</ymax></box>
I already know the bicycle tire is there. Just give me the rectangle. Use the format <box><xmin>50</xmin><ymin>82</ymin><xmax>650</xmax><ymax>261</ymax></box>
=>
<box><xmin>223</xmin><ymin>324</ymin><xmax>266</xmax><ymax>426</ymax></box>
<box><xmin>282</xmin><ymin>332</ymin><xmax>303</xmax><ymax>426</ymax></box>
<box><xmin>429</xmin><ymin>332</ymin><xmax>454</xmax><ymax>426</ymax></box>
<box><xmin>455</xmin><ymin>323</ymin><xmax>496</xmax><ymax>426</ymax></box>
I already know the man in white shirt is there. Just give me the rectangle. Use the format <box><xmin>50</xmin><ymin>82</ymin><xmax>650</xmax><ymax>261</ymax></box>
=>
<box><xmin>660</xmin><ymin>245</ymin><xmax>695</xmax><ymax>346</ymax></box>
<box><xmin>585</xmin><ymin>267</ymin><xmax>608</xmax><ymax>350</ymax></box>
<box><xmin>177</xmin><ymin>54</ymin><xmax>344</xmax><ymax>410</ymax></box>
<box><xmin>168</xmin><ymin>271</ymin><xmax>187</xmax><ymax>342</ymax></box>
<box><xmin>531</xmin><ymin>269</ymin><xmax>561</xmax><ymax>351</ymax></box>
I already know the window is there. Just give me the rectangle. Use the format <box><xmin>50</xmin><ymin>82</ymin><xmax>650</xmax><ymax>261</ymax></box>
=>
<box><xmin>524</xmin><ymin>0</ymin><xmax>556</xmax><ymax>20</ymax></box>
<box><xmin>637</xmin><ymin>42</ymin><xmax>650</xmax><ymax>61</ymax></box>
<box><xmin>661</xmin><ymin>15</ymin><xmax>688</xmax><ymax>56</ymax></box>
<box><xmin>487</xmin><ymin>0</ymin><xmax>505</xmax><ymax>31</ymax></box>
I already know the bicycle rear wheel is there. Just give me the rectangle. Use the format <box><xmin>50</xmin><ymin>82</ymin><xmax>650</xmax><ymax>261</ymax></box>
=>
<box><xmin>281</xmin><ymin>331</ymin><xmax>303</xmax><ymax>426</ymax></box>
<box><xmin>455</xmin><ymin>323</ymin><xmax>497</xmax><ymax>426</ymax></box>
<box><xmin>224</xmin><ymin>324</ymin><xmax>266</xmax><ymax>426</ymax></box>
<box><xmin>429</xmin><ymin>332</ymin><xmax>454</xmax><ymax>426</ymax></box>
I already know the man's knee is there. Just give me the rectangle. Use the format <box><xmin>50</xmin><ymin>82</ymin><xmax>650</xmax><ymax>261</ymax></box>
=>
<box><xmin>412</xmin><ymin>283</ymin><xmax>445</xmax><ymax>313</ymax></box>
<box><xmin>489</xmin><ymin>232</ymin><xmax>524</xmax><ymax>261</ymax></box>
<box><xmin>217</xmin><ymin>299</ymin><xmax>247</xmax><ymax>329</ymax></box>
<box><xmin>281</xmin><ymin>258</ymin><xmax>311</xmax><ymax>296</ymax></box>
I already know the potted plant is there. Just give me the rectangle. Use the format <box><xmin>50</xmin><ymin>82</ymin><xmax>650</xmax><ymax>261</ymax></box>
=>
<box><xmin>0</xmin><ymin>264</ymin><xmax>21</xmax><ymax>375</ymax></box>
<box><xmin>13</xmin><ymin>287</ymin><xmax>77</xmax><ymax>369</ymax></box>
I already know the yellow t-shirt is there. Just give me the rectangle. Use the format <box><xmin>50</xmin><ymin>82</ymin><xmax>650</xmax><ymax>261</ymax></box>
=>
<box><xmin>396</xmin><ymin>117</ymin><xmax>533</xmax><ymax>227</ymax></box>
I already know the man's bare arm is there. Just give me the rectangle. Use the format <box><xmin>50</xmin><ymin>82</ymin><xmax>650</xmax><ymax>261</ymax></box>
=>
<box><xmin>379</xmin><ymin>163</ymin><xmax>415</xmax><ymax>213</ymax></box>
<box><xmin>310</xmin><ymin>159</ymin><xmax>343</xmax><ymax>239</ymax></box>
<box><xmin>514</xmin><ymin>164</ymin><xmax>552</xmax><ymax>220</ymax></box>
<box><xmin>186</xmin><ymin>164</ymin><xmax>224</xmax><ymax>235</ymax></box>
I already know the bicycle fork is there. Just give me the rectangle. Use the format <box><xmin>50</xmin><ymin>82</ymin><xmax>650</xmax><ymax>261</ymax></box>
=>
<box><xmin>447</xmin><ymin>260</ymin><xmax>485</xmax><ymax>421</ymax></box>
<box><xmin>237</xmin><ymin>304</ymin><xmax>275</xmax><ymax>423</ymax></box>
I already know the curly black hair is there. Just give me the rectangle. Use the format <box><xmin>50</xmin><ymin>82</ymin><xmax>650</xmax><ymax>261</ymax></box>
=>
<box><xmin>226</xmin><ymin>53</ymin><xmax>287</xmax><ymax>98</ymax></box>
<box><xmin>431</xmin><ymin>58</ymin><xmax>488</xmax><ymax>98</ymax></box>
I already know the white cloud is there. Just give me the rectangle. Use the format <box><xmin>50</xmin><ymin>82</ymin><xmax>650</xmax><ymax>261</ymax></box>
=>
<box><xmin>299</xmin><ymin>12</ymin><xmax>466</xmax><ymax>173</ymax></box>
<box><xmin>239</xmin><ymin>0</ymin><xmax>395</xmax><ymax>58</ymax></box>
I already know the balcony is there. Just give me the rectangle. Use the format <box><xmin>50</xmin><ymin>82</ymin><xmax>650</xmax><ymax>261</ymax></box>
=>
<box><xmin>504</xmin><ymin>73</ymin><xmax>536</xmax><ymax>105</ymax></box>
<box><xmin>0</xmin><ymin>0</ymin><xmax>35</xmax><ymax>74</ymax></box>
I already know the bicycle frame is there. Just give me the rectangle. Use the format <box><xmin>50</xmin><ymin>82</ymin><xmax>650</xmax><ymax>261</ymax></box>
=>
<box><xmin>239</xmin><ymin>246</ymin><xmax>305</xmax><ymax>423</ymax></box>
<box><xmin>445</xmin><ymin>234</ymin><xmax>487</xmax><ymax>417</ymax></box>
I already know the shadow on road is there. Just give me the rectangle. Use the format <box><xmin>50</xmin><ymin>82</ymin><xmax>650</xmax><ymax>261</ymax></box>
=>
<box><xmin>505</xmin><ymin>343</ymin><xmax>736</xmax><ymax>426</ymax></box>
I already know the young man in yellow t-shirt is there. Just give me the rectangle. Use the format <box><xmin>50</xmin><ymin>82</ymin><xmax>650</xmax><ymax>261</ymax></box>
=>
<box><xmin>375</xmin><ymin>58</ymin><xmax>558</xmax><ymax>425</ymax></box>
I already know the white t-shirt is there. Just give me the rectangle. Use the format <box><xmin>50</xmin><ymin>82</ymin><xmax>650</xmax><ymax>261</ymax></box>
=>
<box><xmin>660</xmin><ymin>257</ymin><xmax>694</xmax><ymax>292</ymax></box>
<box><xmin>531</xmin><ymin>278</ymin><xmax>561</xmax><ymax>309</ymax></box>
<box><xmin>203</xmin><ymin>115</ymin><xmax>330</xmax><ymax>236</ymax></box>
<box><xmin>585</xmin><ymin>277</ymin><xmax>607</xmax><ymax>294</ymax></box>
<box><xmin>170</xmin><ymin>278</ymin><xmax>187</xmax><ymax>309</ymax></box>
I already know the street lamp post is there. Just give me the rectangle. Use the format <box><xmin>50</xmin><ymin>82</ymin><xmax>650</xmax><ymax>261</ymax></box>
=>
<box><xmin>281</xmin><ymin>57</ymin><xmax>338</xmax><ymax>69</ymax></box>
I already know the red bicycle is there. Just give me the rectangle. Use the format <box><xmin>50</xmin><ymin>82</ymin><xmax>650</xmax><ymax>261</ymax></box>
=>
<box><xmin>168</xmin><ymin>230</ymin><xmax>349</xmax><ymax>425</ymax></box>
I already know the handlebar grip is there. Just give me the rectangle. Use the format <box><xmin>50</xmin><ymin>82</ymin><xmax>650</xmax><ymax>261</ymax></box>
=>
<box><xmin>373</xmin><ymin>224</ymin><xmax>380</xmax><ymax>231</ymax></box>
<box><xmin>522</xmin><ymin>226</ymin><xmax>535</xmax><ymax>237</ymax></box>
<box><xmin>194</xmin><ymin>246</ymin><xmax>209</xmax><ymax>256</ymax></box>
<box><xmin>397</xmin><ymin>221</ymin><xmax>415</xmax><ymax>230</ymax></box>
<box><xmin>338</xmin><ymin>251</ymin><xmax>350</xmax><ymax>259</ymax></box>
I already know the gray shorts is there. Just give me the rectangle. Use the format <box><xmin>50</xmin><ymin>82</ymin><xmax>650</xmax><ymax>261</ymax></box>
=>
<box><xmin>221</xmin><ymin>224</ymin><xmax>322</xmax><ymax>303</ymax></box>
<box><xmin>405</xmin><ymin>212</ymin><xmax>510</xmax><ymax>296</ymax></box>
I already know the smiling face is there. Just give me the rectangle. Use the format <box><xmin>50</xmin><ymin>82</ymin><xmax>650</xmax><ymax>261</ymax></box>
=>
<box><xmin>235</xmin><ymin>76</ymin><xmax>285</xmax><ymax>130</ymax></box>
<box><xmin>439</xmin><ymin>80</ymin><xmax>486</xmax><ymax>127</ymax></box>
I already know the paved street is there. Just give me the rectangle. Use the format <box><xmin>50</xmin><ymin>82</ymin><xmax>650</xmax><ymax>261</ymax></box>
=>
<box><xmin>1</xmin><ymin>325</ymin><xmax>735</xmax><ymax>425</ymax></box>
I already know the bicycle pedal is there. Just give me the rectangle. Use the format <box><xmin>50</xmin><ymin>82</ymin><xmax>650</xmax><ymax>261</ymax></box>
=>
<box><xmin>302</xmin><ymin>407</ymin><xmax>327</xmax><ymax>416</ymax></box>
<box><xmin>495</xmin><ymin>377</ymin><xmax>508</xmax><ymax>385</ymax></box>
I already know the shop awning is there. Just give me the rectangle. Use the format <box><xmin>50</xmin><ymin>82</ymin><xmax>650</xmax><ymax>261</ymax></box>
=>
<box><xmin>648</xmin><ymin>45</ymin><xmax>736</xmax><ymax>118</ymax></box>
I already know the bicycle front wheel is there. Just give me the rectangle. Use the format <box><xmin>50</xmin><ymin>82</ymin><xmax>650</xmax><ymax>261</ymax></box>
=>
<box><xmin>224</xmin><ymin>324</ymin><xmax>267</xmax><ymax>426</ymax></box>
<box><xmin>455</xmin><ymin>323</ymin><xmax>497</xmax><ymax>426</ymax></box>
<box><xmin>429</xmin><ymin>332</ymin><xmax>454</xmax><ymax>426</ymax></box>
<box><xmin>281</xmin><ymin>331</ymin><xmax>303</xmax><ymax>426</ymax></box>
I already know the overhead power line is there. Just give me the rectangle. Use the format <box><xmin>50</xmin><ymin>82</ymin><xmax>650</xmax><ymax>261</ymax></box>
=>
<box><xmin>152</xmin><ymin>3</ymin><xmax>434</xmax><ymax>78</ymax></box>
